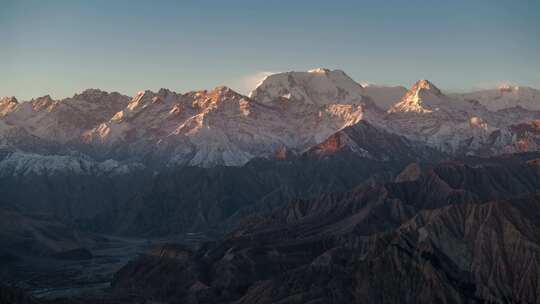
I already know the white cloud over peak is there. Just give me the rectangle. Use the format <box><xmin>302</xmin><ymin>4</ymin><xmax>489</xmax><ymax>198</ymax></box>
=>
<box><xmin>228</xmin><ymin>71</ymin><xmax>277</xmax><ymax>96</ymax></box>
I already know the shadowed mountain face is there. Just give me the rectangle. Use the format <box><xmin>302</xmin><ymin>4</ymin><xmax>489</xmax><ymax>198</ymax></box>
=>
<box><xmin>0</xmin><ymin>206</ymin><xmax>92</xmax><ymax>258</ymax></box>
<box><xmin>0</xmin><ymin>284</ymin><xmax>40</xmax><ymax>304</ymax></box>
<box><xmin>0</xmin><ymin>152</ymin><xmax>417</xmax><ymax>237</ymax></box>
<box><xmin>306</xmin><ymin>120</ymin><xmax>441</xmax><ymax>161</ymax></box>
<box><xmin>0</xmin><ymin>121</ymin><xmax>441</xmax><ymax>237</ymax></box>
<box><xmin>0</xmin><ymin>120</ymin><xmax>444</xmax><ymax>303</ymax></box>
<box><xmin>109</xmin><ymin>155</ymin><xmax>540</xmax><ymax>304</ymax></box>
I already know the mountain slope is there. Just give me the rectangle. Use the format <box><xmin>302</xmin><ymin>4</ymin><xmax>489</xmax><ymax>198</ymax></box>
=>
<box><xmin>306</xmin><ymin>120</ymin><xmax>442</xmax><ymax>162</ymax></box>
<box><xmin>0</xmin><ymin>120</ymin><xmax>441</xmax><ymax>237</ymax></box>
<box><xmin>82</xmin><ymin>85</ymin><xmax>374</xmax><ymax>167</ymax></box>
<box><xmin>2</xmin><ymin>70</ymin><xmax>540</xmax><ymax>167</ymax></box>
<box><xmin>0</xmin><ymin>205</ymin><xmax>93</xmax><ymax>258</ymax></box>
<box><xmin>385</xmin><ymin>80</ymin><xmax>540</xmax><ymax>154</ymax></box>
<box><xmin>250</xmin><ymin>68</ymin><xmax>366</xmax><ymax>105</ymax></box>
<box><xmin>388</xmin><ymin>80</ymin><xmax>448</xmax><ymax>114</ymax></box>
<box><xmin>456</xmin><ymin>85</ymin><xmax>540</xmax><ymax>111</ymax></box>
<box><xmin>3</xmin><ymin>90</ymin><xmax>130</xmax><ymax>144</ymax></box>
<box><xmin>478</xmin><ymin>120</ymin><xmax>540</xmax><ymax>155</ymax></box>
<box><xmin>0</xmin><ymin>97</ymin><xmax>18</xmax><ymax>117</ymax></box>
<box><xmin>110</xmin><ymin>155</ymin><xmax>540</xmax><ymax>303</ymax></box>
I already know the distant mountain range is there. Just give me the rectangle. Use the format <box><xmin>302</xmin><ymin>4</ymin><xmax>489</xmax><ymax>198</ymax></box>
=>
<box><xmin>1</xmin><ymin>69</ymin><xmax>539</xmax><ymax>169</ymax></box>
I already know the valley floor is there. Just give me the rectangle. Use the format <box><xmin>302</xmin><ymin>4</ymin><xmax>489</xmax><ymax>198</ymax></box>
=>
<box><xmin>1</xmin><ymin>233</ymin><xmax>211</xmax><ymax>300</ymax></box>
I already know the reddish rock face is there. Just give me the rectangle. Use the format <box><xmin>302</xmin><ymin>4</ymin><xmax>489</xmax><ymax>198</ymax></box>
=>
<box><xmin>395</xmin><ymin>162</ymin><xmax>422</xmax><ymax>182</ymax></box>
<box><xmin>410</xmin><ymin>79</ymin><xmax>443</xmax><ymax>96</ymax></box>
<box><xmin>510</xmin><ymin>119</ymin><xmax>540</xmax><ymax>134</ymax></box>
<box><xmin>527</xmin><ymin>158</ymin><xmax>540</xmax><ymax>166</ymax></box>
<box><xmin>0</xmin><ymin>96</ymin><xmax>18</xmax><ymax>117</ymax></box>
<box><xmin>273</xmin><ymin>146</ymin><xmax>289</xmax><ymax>160</ymax></box>
<box><xmin>311</xmin><ymin>133</ymin><xmax>344</xmax><ymax>156</ymax></box>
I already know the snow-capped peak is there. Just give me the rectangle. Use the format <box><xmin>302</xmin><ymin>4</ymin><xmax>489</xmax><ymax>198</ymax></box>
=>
<box><xmin>307</xmin><ymin>67</ymin><xmax>331</xmax><ymax>74</ymax></box>
<box><xmin>189</xmin><ymin>86</ymin><xmax>248</xmax><ymax>110</ymax></box>
<box><xmin>249</xmin><ymin>68</ymin><xmax>365</xmax><ymax>105</ymax></box>
<box><xmin>210</xmin><ymin>85</ymin><xmax>237</xmax><ymax>96</ymax></box>
<box><xmin>157</xmin><ymin>88</ymin><xmax>175</xmax><ymax>98</ymax></box>
<box><xmin>456</xmin><ymin>85</ymin><xmax>540</xmax><ymax>111</ymax></box>
<box><xmin>498</xmin><ymin>84</ymin><xmax>519</xmax><ymax>92</ymax></box>
<box><xmin>410</xmin><ymin>79</ymin><xmax>442</xmax><ymax>95</ymax></box>
<box><xmin>1</xmin><ymin>70</ymin><xmax>539</xmax><ymax>169</ymax></box>
<box><xmin>29</xmin><ymin>95</ymin><xmax>56</xmax><ymax>111</ymax></box>
<box><xmin>388</xmin><ymin>80</ymin><xmax>444</xmax><ymax>113</ymax></box>
<box><xmin>0</xmin><ymin>96</ymin><xmax>19</xmax><ymax>117</ymax></box>
<box><xmin>72</xmin><ymin>88</ymin><xmax>113</xmax><ymax>102</ymax></box>
<box><xmin>0</xmin><ymin>96</ymin><xmax>18</xmax><ymax>104</ymax></box>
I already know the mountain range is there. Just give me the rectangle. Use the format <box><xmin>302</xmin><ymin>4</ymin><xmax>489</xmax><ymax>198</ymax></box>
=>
<box><xmin>2</xmin><ymin>69</ymin><xmax>540</xmax><ymax>303</ymax></box>
<box><xmin>1</xmin><ymin>69</ymin><xmax>539</xmax><ymax>169</ymax></box>
<box><xmin>2</xmin><ymin>68</ymin><xmax>538</xmax><ymax>237</ymax></box>
<box><xmin>77</xmin><ymin>155</ymin><xmax>540</xmax><ymax>303</ymax></box>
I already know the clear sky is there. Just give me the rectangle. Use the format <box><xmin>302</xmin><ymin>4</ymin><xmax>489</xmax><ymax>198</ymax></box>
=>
<box><xmin>1</xmin><ymin>0</ymin><xmax>539</xmax><ymax>100</ymax></box>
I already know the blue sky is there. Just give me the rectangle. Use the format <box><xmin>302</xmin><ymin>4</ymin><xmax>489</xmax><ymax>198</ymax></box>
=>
<box><xmin>1</xmin><ymin>0</ymin><xmax>539</xmax><ymax>100</ymax></box>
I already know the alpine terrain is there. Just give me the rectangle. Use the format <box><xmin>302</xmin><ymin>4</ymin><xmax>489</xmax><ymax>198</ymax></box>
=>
<box><xmin>1</xmin><ymin>69</ymin><xmax>540</xmax><ymax>304</ymax></box>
